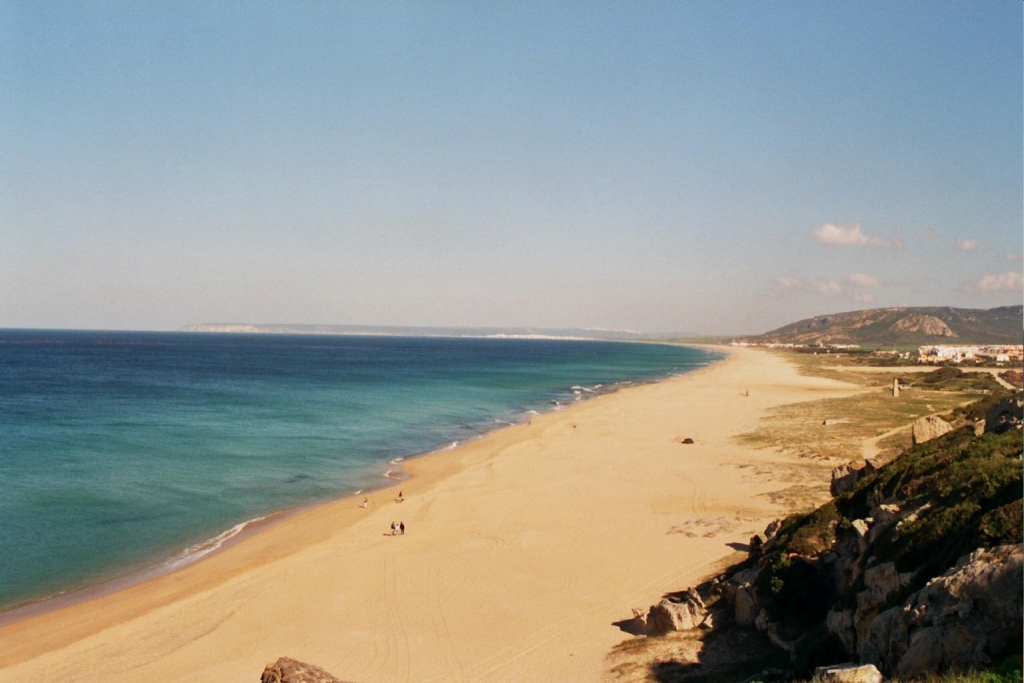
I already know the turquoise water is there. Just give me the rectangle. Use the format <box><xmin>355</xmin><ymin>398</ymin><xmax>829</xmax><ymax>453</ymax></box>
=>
<box><xmin>0</xmin><ymin>330</ymin><xmax>719</xmax><ymax>611</ymax></box>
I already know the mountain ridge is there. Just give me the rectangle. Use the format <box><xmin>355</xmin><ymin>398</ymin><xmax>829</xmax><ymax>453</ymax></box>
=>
<box><xmin>734</xmin><ymin>305</ymin><xmax>1022</xmax><ymax>346</ymax></box>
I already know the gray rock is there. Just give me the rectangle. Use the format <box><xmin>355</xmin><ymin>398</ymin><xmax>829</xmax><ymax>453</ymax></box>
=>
<box><xmin>754</xmin><ymin>608</ymin><xmax>770</xmax><ymax>632</ymax></box>
<box><xmin>865</xmin><ymin>562</ymin><xmax>901</xmax><ymax>595</ymax></box>
<box><xmin>645</xmin><ymin>590</ymin><xmax>707</xmax><ymax>636</ymax></box>
<box><xmin>813</xmin><ymin>663</ymin><xmax>884</xmax><ymax>683</ymax></box>
<box><xmin>895</xmin><ymin>544</ymin><xmax>1023</xmax><ymax>679</ymax></box>
<box><xmin>860</xmin><ymin>603</ymin><xmax>910</xmax><ymax>672</ymax></box>
<box><xmin>261</xmin><ymin>657</ymin><xmax>355</xmax><ymax>683</ymax></box>
<box><xmin>734</xmin><ymin>585</ymin><xmax>759</xmax><ymax>627</ymax></box>
<box><xmin>854</xmin><ymin>563</ymin><xmax>902</xmax><ymax>647</ymax></box>
<box><xmin>722</xmin><ymin>565</ymin><xmax>762</xmax><ymax>605</ymax></box>
<box><xmin>831</xmin><ymin>460</ymin><xmax>877</xmax><ymax>497</ymax></box>
<box><xmin>911</xmin><ymin>415</ymin><xmax>952</xmax><ymax>446</ymax></box>
<box><xmin>852</xmin><ymin>519</ymin><xmax>871</xmax><ymax>554</ymax></box>
<box><xmin>826</xmin><ymin>607</ymin><xmax>856</xmax><ymax>653</ymax></box>
<box><xmin>854</xmin><ymin>545</ymin><xmax>1022</xmax><ymax>679</ymax></box>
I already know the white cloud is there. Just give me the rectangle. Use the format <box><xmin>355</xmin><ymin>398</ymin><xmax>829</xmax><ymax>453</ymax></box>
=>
<box><xmin>976</xmin><ymin>272</ymin><xmax>1023</xmax><ymax>292</ymax></box>
<box><xmin>774</xmin><ymin>277</ymin><xmax>859</xmax><ymax>296</ymax></box>
<box><xmin>1007</xmin><ymin>252</ymin><xmax>1020</xmax><ymax>261</ymax></box>
<box><xmin>844</xmin><ymin>273</ymin><xmax>880</xmax><ymax>287</ymax></box>
<box><xmin>812</xmin><ymin>280</ymin><xmax>842</xmax><ymax>295</ymax></box>
<box><xmin>955</xmin><ymin>239</ymin><xmax>979</xmax><ymax>252</ymax></box>
<box><xmin>812</xmin><ymin>224</ymin><xmax>899</xmax><ymax>248</ymax></box>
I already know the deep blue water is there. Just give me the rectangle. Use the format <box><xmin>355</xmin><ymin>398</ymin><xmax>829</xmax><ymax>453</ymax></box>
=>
<box><xmin>0</xmin><ymin>330</ymin><xmax>719</xmax><ymax>611</ymax></box>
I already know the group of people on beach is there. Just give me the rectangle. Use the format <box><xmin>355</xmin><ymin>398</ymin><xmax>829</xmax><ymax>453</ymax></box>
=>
<box><xmin>361</xmin><ymin>491</ymin><xmax>407</xmax><ymax>535</ymax></box>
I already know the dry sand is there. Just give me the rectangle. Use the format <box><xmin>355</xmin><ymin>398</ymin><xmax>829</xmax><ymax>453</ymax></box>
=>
<box><xmin>0</xmin><ymin>346</ymin><xmax>860</xmax><ymax>683</ymax></box>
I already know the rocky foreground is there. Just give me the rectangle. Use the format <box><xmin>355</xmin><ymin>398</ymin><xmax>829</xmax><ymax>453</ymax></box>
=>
<box><xmin>620</xmin><ymin>393</ymin><xmax>1022</xmax><ymax>681</ymax></box>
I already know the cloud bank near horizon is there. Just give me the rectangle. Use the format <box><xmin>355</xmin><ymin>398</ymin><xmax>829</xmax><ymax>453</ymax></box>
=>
<box><xmin>811</xmin><ymin>224</ymin><xmax>902</xmax><ymax>248</ymax></box>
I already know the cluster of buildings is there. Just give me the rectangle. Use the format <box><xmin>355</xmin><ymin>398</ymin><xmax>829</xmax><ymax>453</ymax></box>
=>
<box><xmin>729</xmin><ymin>341</ymin><xmax>861</xmax><ymax>350</ymax></box>
<box><xmin>917</xmin><ymin>345</ymin><xmax>1024</xmax><ymax>365</ymax></box>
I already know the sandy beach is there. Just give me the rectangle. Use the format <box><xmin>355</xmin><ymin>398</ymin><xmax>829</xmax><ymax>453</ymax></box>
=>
<box><xmin>0</xmin><ymin>346</ymin><xmax>861</xmax><ymax>683</ymax></box>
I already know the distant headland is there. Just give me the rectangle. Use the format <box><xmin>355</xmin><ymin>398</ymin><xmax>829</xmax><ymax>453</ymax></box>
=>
<box><xmin>180</xmin><ymin>323</ymin><xmax>693</xmax><ymax>342</ymax></box>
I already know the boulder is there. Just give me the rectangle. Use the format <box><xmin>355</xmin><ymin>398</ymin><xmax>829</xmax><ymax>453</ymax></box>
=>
<box><xmin>911</xmin><ymin>416</ymin><xmax>952</xmax><ymax>446</ymax></box>
<box><xmin>895</xmin><ymin>544</ymin><xmax>1023</xmax><ymax>679</ymax></box>
<box><xmin>762</xmin><ymin>518</ymin><xmax>783</xmax><ymax>552</ymax></box>
<box><xmin>857</xmin><ymin>545</ymin><xmax>1023</xmax><ymax>679</ymax></box>
<box><xmin>645</xmin><ymin>588</ymin><xmax>707</xmax><ymax>636</ymax></box>
<box><xmin>854</xmin><ymin>562</ymin><xmax>902</xmax><ymax>646</ymax></box>
<box><xmin>722</xmin><ymin>565</ymin><xmax>762</xmax><ymax>605</ymax></box>
<box><xmin>826</xmin><ymin>607</ymin><xmax>857</xmax><ymax>653</ymax></box>
<box><xmin>749</xmin><ymin>533</ymin><xmax>764</xmax><ymax>556</ymax></box>
<box><xmin>860</xmin><ymin>603</ymin><xmax>910</xmax><ymax>673</ymax></box>
<box><xmin>261</xmin><ymin>658</ymin><xmax>354</xmax><ymax>683</ymax></box>
<box><xmin>852</xmin><ymin>519</ymin><xmax>871</xmax><ymax>554</ymax></box>
<box><xmin>734</xmin><ymin>585</ymin><xmax>759</xmax><ymax>627</ymax></box>
<box><xmin>831</xmin><ymin>460</ymin><xmax>877</xmax><ymax>497</ymax></box>
<box><xmin>864</xmin><ymin>562</ymin><xmax>901</xmax><ymax>596</ymax></box>
<box><xmin>813</xmin><ymin>663</ymin><xmax>884</xmax><ymax>683</ymax></box>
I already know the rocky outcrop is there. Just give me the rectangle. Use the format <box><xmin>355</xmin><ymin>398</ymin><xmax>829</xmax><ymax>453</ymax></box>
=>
<box><xmin>813</xmin><ymin>663</ymin><xmax>883</xmax><ymax>683</ymax></box>
<box><xmin>644</xmin><ymin>588</ymin><xmax>709</xmax><ymax>636</ymax></box>
<box><xmin>830</xmin><ymin>460</ymin><xmax>876</xmax><ymax>497</ymax></box>
<box><xmin>891</xmin><ymin>314</ymin><xmax>957</xmax><ymax>338</ymax></box>
<box><xmin>859</xmin><ymin>544</ymin><xmax>1023</xmax><ymax>679</ymax></box>
<box><xmin>748</xmin><ymin>518</ymin><xmax>782</xmax><ymax>558</ymax></box>
<box><xmin>911</xmin><ymin>415</ymin><xmax>952</xmax><ymax>446</ymax></box>
<box><xmin>852</xmin><ymin>562</ymin><xmax>908</xmax><ymax>646</ymax></box>
<box><xmin>721</xmin><ymin>565</ymin><xmax>763</xmax><ymax>627</ymax></box>
<box><xmin>682</xmin><ymin>427</ymin><xmax>1022</xmax><ymax>681</ymax></box>
<box><xmin>260</xmin><ymin>658</ymin><xmax>354</xmax><ymax>683</ymax></box>
<box><xmin>985</xmin><ymin>397</ymin><xmax>1023</xmax><ymax>435</ymax></box>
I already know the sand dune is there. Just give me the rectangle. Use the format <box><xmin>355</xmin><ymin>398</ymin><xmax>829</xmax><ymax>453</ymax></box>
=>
<box><xmin>0</xmin><ymin>347</ymin><xmax>860</xmax><ymax>683</ymax></box>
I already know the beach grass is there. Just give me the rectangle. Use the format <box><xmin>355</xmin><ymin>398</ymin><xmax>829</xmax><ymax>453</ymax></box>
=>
<box><xmin>735</xmin><ymin>351</ymin><xmax>989</xmax><ymax>463</ymax></box>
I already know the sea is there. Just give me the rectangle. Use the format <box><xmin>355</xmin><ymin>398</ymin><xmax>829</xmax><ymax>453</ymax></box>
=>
<box><xmin>0</xmin><ymin>330</ymin><xmax>720</xmax><ymax>613</ymax></box>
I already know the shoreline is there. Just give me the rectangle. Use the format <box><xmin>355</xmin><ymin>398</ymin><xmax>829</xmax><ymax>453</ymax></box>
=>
<box><xmin>0</xmin><ymin>346</ymin><xmax>721</xmax><ymax>629</ymax></box>
<box><xmin>0</xmin><ymin>346</ymin><xmax>862</xmax><ymax>683</ymax></box>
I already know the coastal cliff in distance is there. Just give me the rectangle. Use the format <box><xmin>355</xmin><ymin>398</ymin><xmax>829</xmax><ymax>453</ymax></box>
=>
<box><xmin>734</xmin><ymin>305</ymin><xmax>1023</xmax><ymax>346</ymax></box>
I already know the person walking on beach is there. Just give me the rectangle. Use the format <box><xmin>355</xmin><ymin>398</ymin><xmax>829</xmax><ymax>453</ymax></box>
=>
<box><xmin>362</xmin><ymin>497</ymin><xmax>369</xmax><ymax>508</ymax></box>
<box><xmin>399</xmin><ymin>521</ymin><xmax>405</xmax><ymax>535</ymax></box>
<box><xmin>390</xmin><ymin>521</ymin><xmax>396</xmax><ymax>536</ymax></box>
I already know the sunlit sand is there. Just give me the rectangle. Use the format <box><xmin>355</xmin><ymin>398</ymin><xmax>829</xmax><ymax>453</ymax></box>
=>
<box><xmin>0</xmin><ymin>347</ymin><xmax>860</xmax><ymax>683</ymax></box>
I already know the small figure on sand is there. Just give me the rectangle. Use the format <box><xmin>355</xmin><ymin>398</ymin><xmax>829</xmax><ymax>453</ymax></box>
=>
<box><xmin>390</xmin><ymin>521</ymin><xmax>397</xmax><ymax>536</ymax></box>
<box><xmin>362</xmin><ymin>497</ymin><xmax>369</xmax><ymax>508</ymax></box>
<box><xmin>395</xmin><ymin>490</ymin><xmax>404</xmax><ymax>503</ymax></box>
<box><xmin>399</xmin><ymin>521</ymin><xmax>405</xmax><ymax>535</ymax></box>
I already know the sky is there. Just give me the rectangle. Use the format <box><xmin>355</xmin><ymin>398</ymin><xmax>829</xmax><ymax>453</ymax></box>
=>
<box><xmin>2</xmin><ymin>2</ymin><xmax>1021</xmax><ymax>335</ymax></box>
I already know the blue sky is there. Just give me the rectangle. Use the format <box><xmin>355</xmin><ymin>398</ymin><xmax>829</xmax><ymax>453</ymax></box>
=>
<box><xmin>2</xmin><ymin>2</ymin><xmax>1021</xmax><ymax>334</ymax></box>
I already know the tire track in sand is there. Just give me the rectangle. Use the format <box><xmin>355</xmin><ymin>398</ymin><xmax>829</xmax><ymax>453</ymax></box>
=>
<box><xmin>427</xmin><ymin>552</ymin><xmax>468</xmax><ymax>681</ymax></box>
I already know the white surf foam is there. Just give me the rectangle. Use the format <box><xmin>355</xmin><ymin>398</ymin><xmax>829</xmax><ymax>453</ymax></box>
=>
<box><xmin>161</xmin><ymin>515</ymin><xmax>269</xmax><ymax>571</ymax></box>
